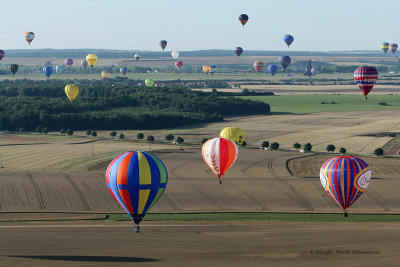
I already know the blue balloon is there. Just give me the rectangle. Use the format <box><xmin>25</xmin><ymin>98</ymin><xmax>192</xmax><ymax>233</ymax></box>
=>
<box><xmin>43</xmin><ymin>66</ymin><xmax>53</xmax><ymax>78</ymax></box>
<box><xmin>56</xmin><ymin>65</ymin><xmax>63</xmax><ymax>74</ymax></box>
<box><xmin>120</xmin><ymin>67</ymin><xmax>128</xmax><ymax>75</ymax></box>
<box><xmin>286</xmin><ymin>73</ymin><xmax>292</xmax><ymax>78</ymax></box>
<box><xmin>283</xmin><ymin>34</ymin><xmax>294</xmax><ymax>47</ymax></box>
<box><xmin>268</xmin><ymin>64</ymin><xmax>278</xmax><ymax>76</ymax></box>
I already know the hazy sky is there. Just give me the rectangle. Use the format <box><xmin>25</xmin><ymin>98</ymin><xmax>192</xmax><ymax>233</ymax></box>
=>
<box><xmin>1</xmin><ymin>0</ymin><xmax>399</xmax><ymax>51</ymax></box>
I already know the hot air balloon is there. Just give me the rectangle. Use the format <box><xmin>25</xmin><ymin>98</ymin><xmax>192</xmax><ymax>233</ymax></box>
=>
<box><xmin>354</xmin><ymin>66</ymin><xmax>378</xmax><ymax>100</ymax></box>
<box><xmin>56</xmin><ymin>65</ymin><xmax>63</xmax><ymax>74</ymax></box>
<box><xmin>320</xmin><ymin>156</ymin><xmax>371</xmax><ymax>217</ymax></box>
<box><xmin>202</xmin><ymin>137</ymin><xmax>238</xmax><ymax>184</ymax></box>
<box><xmin>311</xmin><ymin>68</ymin><xmax>318</xmax><ymax>76</ymax></box>
<box><xmin>220</xmin><ymin>127</ymin><xmax>245</xmax><ymax>147</ymax></box>
<box><xmin>203</xmin><ymin>65</ymin><xmax>211</xmax><ymax>75</ymax></box>
<box><xmin>175</xmin><ymin>61</ymin><xmax>183</xmax><ymax>71</ymax></box>
<box><xmin>286</xmin><ymin>73</ymin><xmax>291</xmax><ymax>78</ymax></box>
<box><xmin>159</xmin><ymin>40</ymin><xmax>167</xmax><ymax>51</ymax></box>
<box><xmin>120</xmin><ymin>67</ymin><xmax>128</xmax><ymax>76</ymax></box>
<box><xmin>106</xmin><ymin>151</ymin><xmax>168</xmax><ymax>232</ymax></box>
<box><xmin>234</xmin><ymin>47</ymin><xmax>243</xmax><ymax>58</ymax></box>
<box><xmin>8</xmin><ymin>64</ymin><xmax>18</xmax><ymax>76</ymax></box>
<box><xmin>86</xmin><ymin>54</ymin><xmax>98</xmax><ymax>67</ymax></box>
<box><xmin>238</xmin><ymin>14</ymin><xmax>249</xmax><ymax>27</ymax></box>
<box><xmin>304</xmin><ymin>59</ymin><xmax>312</xmax><ymax>78</ymax></box>
<box><xmin>279</xmin><ymin>56</ymin><xmax>291</xmax><ymax>70</ymax></box>
<box><xmin>268</xmin><ymin>64</ymin><xmax>278</xmax><ymax>76</ymax></box>
<box><xmin>81</xmin><ymin>60</ymin><xmax>88</xmax><ymax>69</ymax></box>
<box><xmin>381</xmin><ymin>42</ymin><xmax>389</xmax><ymax>54</ymax></box>
<box><xmin>145</xmin><ymin>78</ymin><xmax>154</xmax><ymax>87</ymax></box>
<box><xmin>389</xmin><ymin>43</ymin><xmax>398</xmax><ymax>54</ymax></box>
<box><xmin>283</xmin><ymin>34</ymin><xmax>294</xmax><ymax>47</ymax></box>
<box><xmin>43</xmin><ymin>66</ymin><xmax>53</xmax><ymax>79</ymax></box>
<box><xmin>0</xmin><ymin>50</ymin><xmax>5</xmax><ymax>61</ymax></box>
<box><xmin>134</xmin><ymin>54</ymin><xmax>140</xmax><ymax>61</ymax></box>
<box><xmin>210</xmin><ymin>65</ymin><xmax>217</xmax><ymax>75</ymax></box>
<box><xmin>64</xmin><ymin>84</ymin><xmax>80</xmax><ymax>103</ymax></box>
<box><xmin>171</xmin><ymin>51</ymin><xmax>179</xmax><ymax>59</ymax></box>
<box><xmin>24</xmin><ymin>32</ymin><xmax>35</xmax><ymax>45</ymax></box>
<box><xmin>253</xmin><ymin>61</ymin><xmax>264</xmax><ymax>73</ymax></box>
<box><xmin>101</xmin><ymin>70</ymin><xmax>110</xmax><ymax>80</ymax></box>
<box><xmin>65</xmin><ymin>58</ymin><xmax>73</xmax><ymax>68</ymax></box>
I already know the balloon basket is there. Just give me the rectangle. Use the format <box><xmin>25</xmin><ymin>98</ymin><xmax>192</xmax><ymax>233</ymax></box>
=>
<box><xmin>135</xmin><ymin>224</ymin><xmax>140</xmax><ymax>233</ymax></box>
<box><xmin>344</xmin><ymin>211</ymin><xmax>348</xmax><ymax>217</ymax></box>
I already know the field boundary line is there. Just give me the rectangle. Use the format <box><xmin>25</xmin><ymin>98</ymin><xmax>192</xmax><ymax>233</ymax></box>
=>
<box><xmin>285</xmin><ymin>153</ymin><xmax>318</xmax><ymax>176</ymax></box>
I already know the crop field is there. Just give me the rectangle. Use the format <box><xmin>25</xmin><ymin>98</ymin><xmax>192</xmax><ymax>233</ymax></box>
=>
<box><xmin>239</xmin><ymin>94</ymin><xmax>400</xmax><ymax>113</ymax></box>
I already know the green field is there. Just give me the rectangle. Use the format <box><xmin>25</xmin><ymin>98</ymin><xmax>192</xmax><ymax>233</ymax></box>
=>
<box><xmin>239</xmin><ymin>94</ymin><xmax>400</xmax><ymax>114</ymax></box>
<box><xmin>108</xmin><ymin>213</ymin><xmax>400</xmax><ymax>223</ymax></box>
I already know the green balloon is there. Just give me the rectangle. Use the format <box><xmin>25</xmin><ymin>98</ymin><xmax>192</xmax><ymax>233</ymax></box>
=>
<box><xmin>145</xmin><ymin>79</ymin><xmax>154</xmax><ymax>87</ymax></box>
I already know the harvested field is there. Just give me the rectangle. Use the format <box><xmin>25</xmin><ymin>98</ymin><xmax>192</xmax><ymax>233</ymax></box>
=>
<box><xmin>1</xmin><ymin>149</ymin><xmax>400</xmax><ymax>215</ymax></box>
<box><xmin>0</xmin><ymin>221</ymin><xmax>398</xmax><ymax>266</ymax></box>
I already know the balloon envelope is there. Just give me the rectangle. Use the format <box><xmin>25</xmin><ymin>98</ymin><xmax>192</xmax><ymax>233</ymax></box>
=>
<box><xmin>238</xmin><ymin>14</ymin><xmax>249</xmax><ymax>27</ymax></box>
<box><xmin>279</xmin><ymin>56</ymin><xmax>291</xmax><ymax>70</ymax></box>
<box><xmin>234</xmin><ymin>47</ymin><xmax>243</xmax><ymax>58</ymax></box>
<box><xmin>106</xmin><ymin>151</ymin><xmax>168</xmax><ymax>227</ymax></box>
<box><xmin>253</xmin><ymin>61</ymin><xmax>264</xmax><ymax>73</ymax></box>
<box><xmin>320</xmin><ymin>156</ymin><xmax>371</xmax><ymax>211</ymax></box>
<box><xmin>81</xmin><ymin>60</ymin><xmax>88</xmax><ymax>69</ymax></box>
<box><xmin>175</xmin><ymin>60</ymin><xmax>183</xmax><ymax>70</ymax></box>
<box><xmin>203</xmin><ymin>65</ymin><xmax>211</xmax><ymax>74</ymax></box>
<box><xmin>220</xmin><ymin>127</ymin><xmax>245</xmax><ymax>147</ymax></box>
<box><xmin>65</xmin><ymin>58</ymin><xmax>73</xmax><ymax>67</ymax></box>
<box><xmin>202</xmin><ymin>137</ymin><xmax>238</xmax><ymax>183</ymax></box>
<box><xmin>8</xmin><ymin>64</ymin><xmax>18</xmax><ymax>75</ymax></box>
<box><xmin>56</xmin><ymin>65</ymin><xmax>63</xmax><ymax>74</ymax></box>
<box><xmin>24</xmin><ymin>32</ymin><xmax>35</xmax><ymax>45</ymax></box>
<box><xmin>268</xmin><ymin>64</ymin><xmax>278</xmax><ymax>76</ymax></box>
<box><xmin>210</xmin><ymin>65</ymin><xmax>217</xmax><ymax>74</ymax></box>
<box><xmin>64</xmin><ymin>84</ymin><xmax>80</xmax><ymax>103</ymax></box>
<box><xmin>283</xmin><ymin>34</ymin><xmax>294</xmax><ymax>47</ymax></box>
<box><xmin>145</xmin><ymin>78</ymin><xmax>154</xmax><ymax>87</ymax></box>
<box><xmin>134</xmin><ymin>54</ymin><xmax>140</xmax><ymax>61</ymax></box>
<box><xmin>86</xmin><ymin>54</ymin><xmax>98</xmax><ymax>67</ymax></box>
<box><xmin>381</xmin><ymin>42</ymin><xmax>389</xmax><ymax>54</ymax></box>
<box><xmin>159</xmin><ymin>40</ymin><xmax>167</xmax><ymax>50</ymax></box>
<box><xmin>0</xmin><ymin>50</ymin><xmax>5</xmax><ymax>61</ymax></box>
<box><xmin>354</xmin><ymin>66</ymin><xmax>378</xmax><ymax>99</ymax></box>
<box><xmin>311</xmin><ymin>68</ymin><xmax>318</xmax><ymax>76</ymax></box>
<box><xmin>42</xmin><ymin>66</ymin><xmax>53</xmax><ymax>78</ymax></box>
<box><xmin>389</xmin><ymin>43</ymin><xmax>398</xmax><ymax>54</ymax></box>
<box><xmin>171</xmin><ymin>51</ymin><xmax>179</xmax><ymax>59</ymax></box>
<box><xmin>101</xmin><ymin>70</ymin><xmax>110</xmax><ymax>79</ymax></box>
<box><xmin>120</xmin><ymin>67</ymin><xmax>128</xmax><ymax>75</ymax></box>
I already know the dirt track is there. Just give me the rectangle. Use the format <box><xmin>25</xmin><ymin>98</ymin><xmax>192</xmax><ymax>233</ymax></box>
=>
<box><xmin>0</xmin><ymin>221</ymin><xmax>398</xmax><ymax>266</ymax></box>
<box><xmin>1</xmin><ymin>149</ymin><xmax>400</xmax><ymax>214</ymax></box>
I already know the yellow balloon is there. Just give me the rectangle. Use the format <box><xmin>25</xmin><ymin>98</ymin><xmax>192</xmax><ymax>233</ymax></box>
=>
<box><xmin>220</xmin><ymin>127</ymin><xmax>245</xmax><ymax>147</ymax></box>
<box><xmin>101</xmin><ymin>70</ymin><xmax>110</xmax><ymax>80</ymax></box>
<box><xmin>86</xmin><ymin>54</ymin><xmax>98</xmax><ymax>67</ymax></box>
<box><xmin>64</xmin><ymin>84</ymin><xmax>80</xmax><ymax>103</ymax></box>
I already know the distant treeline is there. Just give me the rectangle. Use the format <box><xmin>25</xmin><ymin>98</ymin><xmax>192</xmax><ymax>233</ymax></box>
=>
<box><xmin>2</xmin><ymin>48</ymin><xmax>396</xmax><ymax>59</ymax></box>
<box><xmin>0</xmin><ymin>81</ymin><xmax>270</xmax><ymax>131</ymax></box>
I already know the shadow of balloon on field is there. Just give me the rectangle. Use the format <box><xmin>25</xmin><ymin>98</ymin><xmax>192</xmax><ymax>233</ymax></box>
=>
<box><xmin>8</xmin><ymin>255</ymin><xmax>160</xmax><ymax>263</ymax></box>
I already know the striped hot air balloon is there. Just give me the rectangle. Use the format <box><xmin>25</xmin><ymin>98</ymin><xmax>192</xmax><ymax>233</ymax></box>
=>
<box><xmin>354</xmin><ymin>66</ymin><xmax>378</xmax><ymax>99</ymax></box>
<box><xmin>106</xmin><ymin>151</ymin><xmax>168</xmax><ymax>232</ymax></box>
<box><xmin>175</xmin><ymin>60</ymin><xmax>183</xmax><ymax>71</ymax></box>
<box><xmin>279</xmin><ymin>56</ymin><xmax>291</xmax><ymax>70</ymax></box>
<box><xmin>381</xmin><ymin>42</ymin><xmax>389</xmax><ymax>54</ymax></box>
<box><xmin>320</xmin><ymin>156</ymin><xmax>371</xmax><ymax>217</ymax></box>
<box><xmin>253</xmin><ymin>61</ymin><xmax>264</xmax><ymax>73</ymax></box>
<box><xmin>389</xmin><ymin>43</ymin><xmax>398</xmax><ymax>54</ymax></box>
<box><xmin>202</xmin><ymin>137</ymin><xmax>238</xmax><ymax>184</ymax></box>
